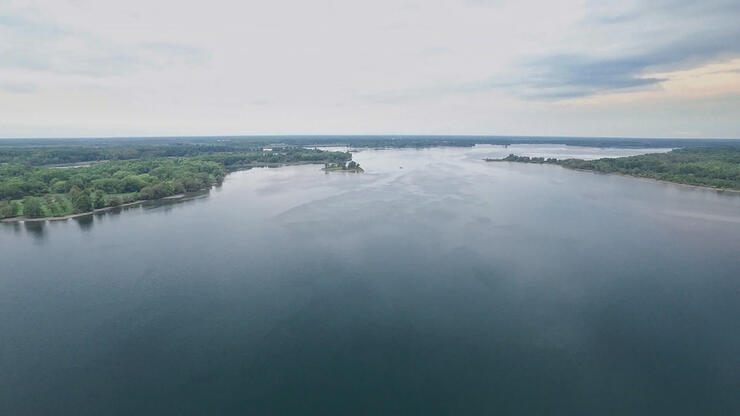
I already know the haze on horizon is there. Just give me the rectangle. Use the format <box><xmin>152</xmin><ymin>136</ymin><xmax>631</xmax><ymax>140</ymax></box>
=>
<box><xmin>1</xmin><ymin>0</ymin><xmax>739</xmax><ymax>139</ymax></box>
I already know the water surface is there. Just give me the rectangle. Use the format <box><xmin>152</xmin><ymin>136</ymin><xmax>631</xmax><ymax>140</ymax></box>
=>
<box><xmin>2</xmin><ymin>146</ymin><xmax>739</xmax><ymax>415</ymax></box>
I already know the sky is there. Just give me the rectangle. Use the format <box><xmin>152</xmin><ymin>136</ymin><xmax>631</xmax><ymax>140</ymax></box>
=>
<box><xmin>1</xmin><ymin>0</ymin><xmax>739</xmax><ymax>138</ymax></box>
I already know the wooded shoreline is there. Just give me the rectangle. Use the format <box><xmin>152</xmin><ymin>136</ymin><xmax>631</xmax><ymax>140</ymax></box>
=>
<box><xmin>485</xmin><ymin>147</ymin><xmax>740</xmax><ymax>192</ymax></box>
<box><xmin>1</xmin><ymin>146</ymin><xmax>353</xmax><ymax>221</ymax></box>
<box><xmin>0</xmin><ymin>194</ymin><xmax>188</xmax><ymax>223</ymax></box>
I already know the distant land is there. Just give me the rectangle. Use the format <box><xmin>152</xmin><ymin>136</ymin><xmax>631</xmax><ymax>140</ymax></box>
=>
<box><xmin>2</xmin><ymin>135</ymin><xmax>740</xmax><ymax>149</ymax></box>
<box><xmin>2</xmin><ymin>136</ymin><xmax>739</xmax><ymax>221</ymax></box>
<box><xmin>0</xmin><ymin>145</ymin><xmax>351</xmax><ymax>221</ymax></box>
<box><xmin>487</xmin><ymin>147</ymin><xmax>740</xmax><ymax>191</ymax></box>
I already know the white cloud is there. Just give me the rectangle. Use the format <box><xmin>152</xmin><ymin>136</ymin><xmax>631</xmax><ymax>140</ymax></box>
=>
<box><xmin>0</xmin><ymin>0</ymin><xmax>738</xmax><ymax>138</ymax></box>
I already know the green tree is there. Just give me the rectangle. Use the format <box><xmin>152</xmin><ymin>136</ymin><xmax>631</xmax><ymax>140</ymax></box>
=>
<box><xmin>90</xmin><ymin>191</ymin><xmax>106</xmax><ymax>209</ymax></box>
<box><xmin>0</xmin><ymin>200</ymin><xmax>18</xmax><ymax>219</ymax></box>
<box><xmin>121</xmin><ymin>175</ymin><xmax>148</xmax><ymax>192</ymax></box>
<box><xmin>108</xmin><ymin>195</ymin><xmax>123</xmax><ymax>207</ymax></box>
<box><xmin>69</xmin><ymin>186</ymin><xmax>92</xmax><ymax>212</ymax></box>
<box><xmin>22</xmin><ymin>196</ymin><xmax>44</xmax><ymax>218</ymax></box>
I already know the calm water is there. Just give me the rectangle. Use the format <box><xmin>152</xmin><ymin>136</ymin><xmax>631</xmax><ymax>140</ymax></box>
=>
<box><xmin>2</xmin><ymin>146</ymin><xmax>739</xmax><ymax>415</ymax></box>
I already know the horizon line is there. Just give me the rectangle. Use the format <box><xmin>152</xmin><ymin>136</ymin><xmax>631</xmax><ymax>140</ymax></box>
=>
<box><xmin>1</xmin><ymin>134</ymin><xmax>740</xmax><ymax>141</ymax></box>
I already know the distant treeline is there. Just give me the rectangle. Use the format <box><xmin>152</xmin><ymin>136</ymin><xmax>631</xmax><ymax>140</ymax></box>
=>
<box><xmin>0</xmin><ymin>148</ymin><xmax>350</xmax><ymax>219</ymax></box>
<box><xmin>494</xmin><ymin>147</ymin><xmax>740</xmax><ymax>191</ymax></box>
<box><xmin>0</xmin><ymin>142</ymin><xmax>330</xmax><ymax>166</ymax></box>
<box><xmin>3</xmin><ymin>136</ymin><xmax>740</xmax><ymax>162</ymax></box>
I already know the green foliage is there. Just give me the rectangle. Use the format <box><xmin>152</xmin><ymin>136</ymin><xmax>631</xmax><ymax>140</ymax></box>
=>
<box><xmin>201</xmin><ymin>148</ymin><xmax>351</xmax><ymax>171</ymax></box>
<box><xmin>557</xmin><ymin>147</ymin><xmax>740</xmax><ymax>190</ymax></box>
<box><xmin>121</xmin><ymin>175</ymin><xmax>149</xmax><ymax>192</ymax></box>
<box><xmin>323</xmin><ymin>160</ymin><xmax>363</xmax><ymax>172</ymax></box>
<box><xmin>501</xmin><ymin>154</ymin><xmax>547</xmax><ymax>163</ymax></box>
<box><xmin>108</xmin><ymin>195</ymin><xmax>123</xmax><ymax>207</ymax></box>
<box><xmin>0</xmin><ymin>146</ymin><xmax>351</xmax><ymax>218</ymax></box>
<box><xmin>0</xmin><ymin>142</ymin><xmax>264</xmax><ymax>166</ymax></box>
<box><xmin>91</xmin><ymin>191</ymin><xmax>106</xmax><ymax>209</ymax></box>
<box><xmin>0</xmin><ymin>200</ymin><xmax>19</xmax><ymax>219</ymax></box>
<box><xmin>1</xmin><ymin>137</ymin><xmax>736</xmax><ymax>168</ymax></box>
<box><xmin>499</xmin><ymin>147</ymin><xmax>740</xmax><ymax>190</ymax></box>
<box><xmin>0</xmin><ymin>140</ymin><xmax>349</xmax><ymax>167</ymax></box>
<box><xmin>69</xmin><ymin>186</ymin><xmax>91</xmax><ymax>212</ymax></box>
<box><xmin>22</xmin><ymin>196</ymin><xmax>44</xmax><ymax>218</ymax></box>
<box><xmin>91</xmin><ymin>178</ymin><xmax>123</xmax><ymax>193</ymax></box>
<box><xmin>140</xmin><ymin>182</ymin><xmax>175</xmax><ymax>200</ymax></box>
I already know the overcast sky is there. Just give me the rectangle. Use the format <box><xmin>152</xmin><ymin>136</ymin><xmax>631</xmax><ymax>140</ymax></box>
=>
<box><xmin>1</xmin><ymin>0</ymin><xmax>739</xmax><ymax>138</ymax></box>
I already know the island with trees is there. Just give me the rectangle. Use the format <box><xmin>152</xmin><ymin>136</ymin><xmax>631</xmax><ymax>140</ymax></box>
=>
<box><xmin>486</xmin><ymin>147</ymin><xmax>740</xmax><ymax>191</ymax></box>
<box><xmin>322</xmin><ymin>161</ymin><xmax>364</xmax><ymax>173</ymax></box>
<box><xmin>0</xmin><ymin>144</ymin><xmax>352</xmax><ymax>221</ymax></box>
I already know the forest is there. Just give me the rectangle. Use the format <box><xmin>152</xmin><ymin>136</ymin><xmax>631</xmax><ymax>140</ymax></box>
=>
<box><xmin>0</xmin><ymin>147</ymin><xmax>351</xmax><ymax>219</ymax></box>
<box><xmin>4</xmin><ymin>138</ymin><xmax>739</xmax><ymax>220</ymax></box>
<box><xmin>3</xmin><ymin>136</ymin><xmax>739</xmax><ymax>159</ymax></box>
<box><xmin>494</xmin><ymin>147</ymin><xmax>740</xmax><ymax>191</ymax></box>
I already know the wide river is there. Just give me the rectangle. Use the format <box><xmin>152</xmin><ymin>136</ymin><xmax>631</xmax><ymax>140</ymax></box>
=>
<box><xmin>2</xmin><ymin>145</ymin><xmax>740</xmax><ymax>415</ymax></box>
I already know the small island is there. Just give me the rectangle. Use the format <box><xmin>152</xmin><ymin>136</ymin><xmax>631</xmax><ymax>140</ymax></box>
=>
<box><xmin>485</xmin><ymin>155</ymin><xmax>558</xmax><ymax>163</ymax></box>
<box><xmin>486</xmin><ymin>147</ymin><xmax>740</xmax><ymax>191</ymax></box>
<box><xmin>322</xmin><ymin>161</ymin><xmax>364</xmax><ymax>173</ymax></box>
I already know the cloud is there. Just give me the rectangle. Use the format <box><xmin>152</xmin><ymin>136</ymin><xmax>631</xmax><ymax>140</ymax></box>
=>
<box><xmin>520</xmin><ymin>0</ymin><xmax>740</xmax><ymax>99</ymax></box>
<box><xmin>521</xmin><ymin>54</ymin><xmax>666</xmax><ymax>99</ymax></box>
<box><xmin>522</xmin><ymin>36</ymin><xmax>740</xmax><ymax>99</ymax></box>
<box><xmin>0</xmin><ymin>10</ymin><xmax>207</xmax><ymax>77</ymax></box>
<box><xmin>359</xmin><ymin>0</ymin><xmax>740</xmax><ymax>103</ymax></box>
<box><xmin>0</xmin><ymin>0</ymin><xmax>738</xmax><ymax>138</ymax></box>
<box><xmin>0</xmin><ymin>81</ymin><xmax>37</xmax><ymax>94</ymax></box>
<box><xmin>0</xmin><ymin>13</ymin><xmax>65</xmax><ymax>36</ymax></box>
<box><xmin>358</xmin><ymin>78</ymin><xmax>512</xmax><ymax>104</ymax></box>
<box><xmin>419</xmin><ymin>47</ymin><xmax>451</xmax><ymax>57</ymax></box>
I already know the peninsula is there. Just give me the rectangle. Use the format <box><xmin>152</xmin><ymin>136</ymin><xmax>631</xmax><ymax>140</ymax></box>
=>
<box><xmin>1</xmin><ymin>142</ymin><xmax>353</xmax><ymax>221</ymax></box>
<box><xmin>486</xmin><ymin>147</ymin><xmax>740</xmax><ymax>191</ymax></box>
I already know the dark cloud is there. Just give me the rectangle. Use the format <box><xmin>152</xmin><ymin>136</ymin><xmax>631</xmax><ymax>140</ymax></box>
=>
<box><xmin>524</xmin><ymin>54</ymin><xmax>666</xmax><ymax>98</ymax></box>
<box><xmin>363</xmin><ymin>0</ymin><xmax>740</xmax><ymax>103</ymax></box>
<box><xmin>523</xmin><ymin>0</ymin><xmax>740</xmax><ymax>99</ymax></box>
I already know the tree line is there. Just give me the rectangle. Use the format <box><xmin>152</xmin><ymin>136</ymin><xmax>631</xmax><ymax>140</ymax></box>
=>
<box><xmin>493</xmin><ymin>147</ymin><xmax>740</xmax><ymax>190</ymax></box>
<box><xmin>0</xmin><ymin>148</ymin><xmax>351</xmax><ymax>219</ymax></box>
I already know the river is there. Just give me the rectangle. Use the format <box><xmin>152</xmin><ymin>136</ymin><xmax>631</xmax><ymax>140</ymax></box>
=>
<box><xmin>2</xmin><ymin>145</ymin><xmax>739</xmax><ymax>414</ymax></box>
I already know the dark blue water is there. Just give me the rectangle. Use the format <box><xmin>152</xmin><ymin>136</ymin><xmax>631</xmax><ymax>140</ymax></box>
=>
<box><xmin>2</xmin><ymin>146</ymin><xmax>739</xmax><ymax>415</ymax></box>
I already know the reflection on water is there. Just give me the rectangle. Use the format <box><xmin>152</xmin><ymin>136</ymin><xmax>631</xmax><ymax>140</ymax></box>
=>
<box><xmin>1</xmin><ymin>146</ymin><xmax>739</xmax><ymax>415</ymax></box>
<box><xmin>22</xmin><ymin>221</ymin><xmax>46</xmax><ymax>242</ymax></box>
<box><xmin>9</xmin><ymin>221</ymin><xmax>21</xmax><ymax>235</ymax></box>
<box><xmin>74</xmin><ymin>215</ymin><xmax>94</xmax><ymax>231</ymax></box>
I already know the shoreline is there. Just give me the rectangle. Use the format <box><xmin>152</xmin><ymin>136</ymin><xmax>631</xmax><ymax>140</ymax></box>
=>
<box><xmin>1</xmin><ymin>194</ymin><xmax>187</xmax><ymax>223</ymax></box>
<box><xmin>567</xmin><ymin>166</ymin><xmax>740</xmax><ymax>194</ymax></box>
<box><xmin>321</xmin><ymin>168</ymin><xmax>364</xmax><ymax>173</ymax></box>
<box><xmin>486</xmin><ymin>158</ymin><xmax>740</xmax><ymax>194</ymax></box>
<box><xmin>1</xmin><ymin>161</ymin><xmax>351</xmax><ymax>223</ymax></box>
